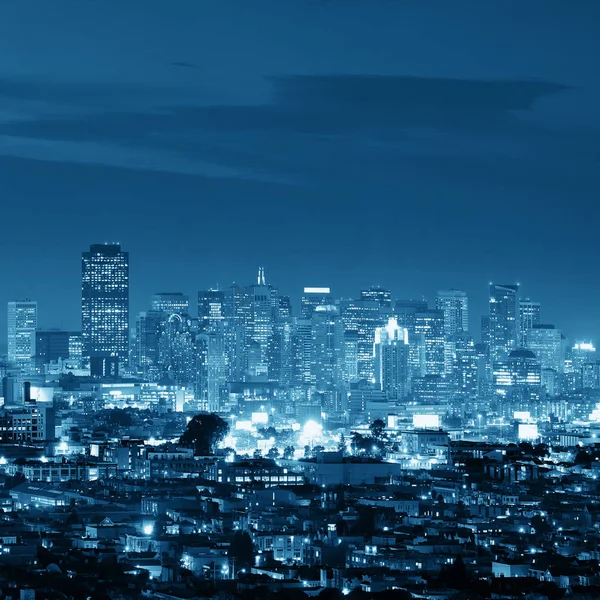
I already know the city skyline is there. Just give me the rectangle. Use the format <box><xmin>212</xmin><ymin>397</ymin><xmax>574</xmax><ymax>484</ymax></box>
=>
<box><xmin>0</xmin><ymin>250</ymin><xmax>596</xmax><ymax>350</ymax></box>
<box><xmin>1</xmin><ymin>0</ymin><xmax>600</xmax><ymax>345</ymax></box>
<box><xmin>1</xmin><ymin>3</ymin><xmax>600</xmax><ymax>597</ymax></box>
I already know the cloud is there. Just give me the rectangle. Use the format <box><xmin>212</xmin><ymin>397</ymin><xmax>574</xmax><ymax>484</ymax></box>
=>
<box><xmin>0</xmin><ymin>73</ymin><xmax>578</xmax><ymax>185</ymax></box>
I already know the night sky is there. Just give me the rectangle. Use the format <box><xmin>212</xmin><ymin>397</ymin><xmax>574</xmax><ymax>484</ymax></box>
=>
<box><xmin>1</xmin><ymin>0</ymin><xmax>599</xmax><ymax>343</ymax></box>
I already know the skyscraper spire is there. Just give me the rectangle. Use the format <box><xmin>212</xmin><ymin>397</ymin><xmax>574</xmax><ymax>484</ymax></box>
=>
<box><xmin>257</xmin><ymin>266</ymin><xmax>266</xmax><ymax>286</ymax></box>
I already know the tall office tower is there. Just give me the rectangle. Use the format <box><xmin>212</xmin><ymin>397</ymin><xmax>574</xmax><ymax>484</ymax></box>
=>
<box><xmin>361</xmin><ymin>286</ymin><xmax>392</xmax><ymax>309</ymax></box>
<box><xmin>224</xmin><ymin>283</ymin><xmax>253</xmax><ymax>382</ymax></box>
<box><xmin>582</xmin><ymin>363</ymin><xmax>600</xmax><ymax>390</ymax></box>
<box><xmin>196</xmin><ymin>324</ymin><xmax>228</xmax><ymax>413</ymax></box>
<box><xmin>310</xmin><ymin>305</ymin><xmax>345</xmax><ymax>393</ymax></box>
<box><xmin>564</xmin><ymin>341</ymin><xmax>596</xmax><ymax>391</ymax></box>
<box><xmin>505</xmin><ymin>349</ymin><xmax>543</xmax><ymax>418</ymax></box>
<box><xmin>344</xmin><ymin>330</ymin><xmax>359</xmax><ymax>385</ymax></box>
<box><xmin>278</xmin><ymin>296</ymin><xmax>292</xmax><ymax>319</ymax></box>
<box><xmin>481</xmin><ymin>316</ymin><xmax>491</xmax><ymax>348</ymax></box>
<box><xmin>152</xmin><ymin>292</ymin><xmax>189</xmax><ymax>315</ymax></box>
<box><xmin>68</xmin><ymin>333</ymin><xmax>83</xmax><ymax>364</ymax></box>
<box><xmin>394</xmin><ymin>299</ymin><xmax>428</xmax><ymax>334</ymax></box>
<box><xmin>436</xmin><ymin>290</ymin><xmax>468</xmax><ymax>375</ymax></box>
<box><xmin>35</xmin><ymin>329</ymin><xmax>77</xmax><ymax>365</ymax></box>
<box><xmin>436</xmin><ymin>290</ymin><xmax>468</xmax><ymax>335</ymax></box>
<box><xmin>158</xmin><ymin>313</ymin><xmax>197</xmax><ymax>385</ymax></box>
<box><xmin>525</xmin><ymin>324</ymin><xmax>563</xmax><ymax>374</ymax></box>
<box><xmin>339</xmin><ymin>298</ymin><xmax>387</xmax><ymax>381</ymax></box>
<box><xmin>373</xmin><ymin>317</ymin><xmax>410</xmax><ymax>402</ymax></box>
<box><xmin>81</xmin><ymin>244</ymin><xmax>129</xmax><ymax>374</ymax></box>
<box><xmin>519</xmin><ymin>299</ymin><xmax>541</xmax><ymax>346</ymax></box>
<box><xmin>301</xmin><ymin>287</ymin><xmax>333</xmax><ymax>318</ymax></box>
<box><xmin>414</xmin><ymin>309</ymin><xmax>445</xmax><ymax>376</ymax></box>
<box><xmin>249</xmin><ymin>268</ymin><xmax>274</xmax><ymax>378</ymax></box>
<box><xmin>488</xmin><ymin>284</ymin><xmax>519</xmax><ymax>366</ymax></box>
<box><xmin>7</xmin><ymin>300</ymin><xmax>37</xmax><ymax>369</ymax></box>
<box><xmin>451</xmin><ymin>333</ymin><xmax>479</xmax><ymax>406</ymax></box>
<box><xmin>198</xmin><ymin>290</ymin><xmax>225</xmax><ymax>333</ymax></box>
<box><xmin>292</xmin><ymin>318</ymin><xmax>313</xmax><ymax>386</ymax></box>
<box><xmin>269</xmin><ymin>317</ymin><xmax>294</xmax><ymax>388</ymax></box>
<box><xmin>135</xmin><ymin>310</ymin><xmax>164</xmax><ymax>380</ymax></box>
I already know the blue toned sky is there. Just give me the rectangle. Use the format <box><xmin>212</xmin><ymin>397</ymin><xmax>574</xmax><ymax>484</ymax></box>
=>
<box><xmin>0</xmin><ymin>0</ymin><xmax>599</xmax><ymax>340</ymax></box>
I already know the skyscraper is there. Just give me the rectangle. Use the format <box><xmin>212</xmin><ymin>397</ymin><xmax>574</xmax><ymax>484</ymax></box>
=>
<box><xmin>152</xmin><ymin>292</ymin><xmax>189</xmax><ymax>315</ymax></box>
<box><xmin>436</xmin><ymin>290</ymin><xmax>469</xmax><ymax>374</ymax></box>
<box><xmin>414</xmin><ymin>309</ymin><xmax>445</xmax><ymax>376</ymax></box>
<box><xmin>7</xmin><ymin>300</ymin><xmax>37</xmax><ymax>368</ymax></box>
<box><xmin>519</xmin><ymin>299</ymin><xmax>541</xmax><ymax>346</ymax></box>
<box><xmin>394</xmin><ymin>299</ymin><xmax>428</xmax><ymax>334</ymax></box>
<box><xmin>525</xmin><ymin>324</ymin><xmax>563</xmax><ymax>374</ymax></box>
<box><xmin>81</xmin><ymin>244</ymin><xmax>129</xmax><ymax>374</ymax></box>
<box><xmin>339</xmin><ymin>298</ymin><xmax>386</xmax><ymax>381</ymax></box>
<box><xmin>373</xmin><ymin>317</ymin><xmax>410</xmax><ymax>402</ymax></box>
<box><xmin>198</xmin><ymin>290</ymin><xmax>225</xmax><ymax>333</ymax></box>
<box><xmin>301</xmin><ymin>287</ymin><xmax>333</xmax><ymax>318</ymax></box>
<box><xmin>361</xmin><ymin>286</ymin><xmax>392</xmax><ymax>308</ymax></box>
<box><xmin>436</xmin><ymin>290</ymin><xmax>468</xmax><ymax>336</ymax></box>
<box><xmin>488</xmin><ymin>284</ymin><xmax>519</xmax><ymax>366</ymax></box>
<box><xmin>311</xmin><ymin>305</ymin><xmax>345</xmax><ymax>393</ymax></box>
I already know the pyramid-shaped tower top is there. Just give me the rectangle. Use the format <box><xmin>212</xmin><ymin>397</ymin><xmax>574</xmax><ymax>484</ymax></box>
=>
<box><xmin>257</xmin><ymin>266</ymin><xmax>266</xmax><ymax>286</ymax></box>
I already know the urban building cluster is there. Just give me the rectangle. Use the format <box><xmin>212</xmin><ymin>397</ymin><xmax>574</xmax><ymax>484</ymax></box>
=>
<box><xmin>1</xmin><ymin>243</ymin><xmax>600</xmax><ymax>599</ymax></box>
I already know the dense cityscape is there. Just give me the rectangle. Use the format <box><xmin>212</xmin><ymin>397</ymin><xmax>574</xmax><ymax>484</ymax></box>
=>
<box><xmin>0</xmin><ymin>243</ymin><xmax>599</xmax><ymax>599</ymax></box>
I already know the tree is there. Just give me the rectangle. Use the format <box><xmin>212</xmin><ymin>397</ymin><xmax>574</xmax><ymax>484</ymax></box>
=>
<box><xmin>370</xmin><ymin>419</ymin><xmax>386</xmax><ymax>440</ymax></box>
<box><xmin>179</xmin><ymin>413</ymin><xmax>229</xmax><ymax>455</ymax></box>
<box><xmin>575</xmin><ymin>450</ymin><xmax>592</xmax><ymax>466</ymax></box>
<box><xmin>311</xmin><ymin>445</ymin><xmax>325</xmax><ymax>458</ymax></box>
<box><xmin>531</xmin><ymin>514</ymin><xmax>552</xmax><ymax>535</ymax></box>
<box><xmin>253</xmin><ymin>449</ymin><xmax>263</xmax><ymax>460</ymax></box>
<box><xmin>283</xmin><ymin>445</ymin><xmax>295</xmax><ymax>460</ymax></box>
<box><xmin>228</xmin><ymin>531</ymin><xmax>254</xmax><ymax>572</ymax></box>
<box><xmin>267</xmin><ymin>447</ymin><xmax>280</xmax><ymax>459</ymax></box>
<box><xmin>518</xmin><ymin>441</ymin><xmax>534</xmax><ymax>456</ymax></box>
<box><xmin>351</xmin><ymin>432</ymin><xmax>365</xmax><ymax>455</ymax></box>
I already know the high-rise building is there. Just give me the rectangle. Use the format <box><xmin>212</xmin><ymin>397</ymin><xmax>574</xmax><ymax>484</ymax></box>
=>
<box><xmin>436</xmin><ymin>290</ymin><xmax>469</xmax><ymax>375</ymax></box>
<box><xmin>81</xmin><ymin>244</ymin><xmax>129</xmax><ymax>373</ymax></box>
<box><xmin>292</xmin><ymin>318</ymin><xmax>313</xmax><ymax>386</ymax></box>
<box><xmin>152</xmin><ymin>292</ymin><xmax>189</xmax><ymax>315</ymax></box>
<box><xmin>525</xmin><ymin>324</ymin><xmax>563</xmax><ymax>374</ymax></box>
<box><xmin>249</xmin><ymin>268</ymin><xmax>273</xmax><ymax>378</ymax></box>
<box><xmin>361</xmin><ymin>287</ymin><xmax>392</xmax><ymax>308</ymax></box>
<box><xmin>436</xmin><ymin>290</ymin><xmax>468</xmax><ymax>335</ymax></box>
<box><xmin>339</xmin><ymin>298</ymin><xmax>387</xmax><ymax>381</ymax></box>
<box><xmin>451</xmin><ymin>333</ymin><xmax>479</xmax><ymax>404</ymax></box>
<box><xmin>311</xmin><ymin>305</ymin><xmax>345</xmax><ymax>395</ymax></box>
<box><xmin>488</xmin><ymin>284</ymin><xmax>519</xmax><ymax>366</ymax></box>
<box><xmin>158</xmin><ymin>313</ymin><xmax>196</xmax><ymax>385</ymax></box>
<box><xmin>196</xmin><ymin>324</ymin><xmax>228</xmax><ymax>412</ymax></box>
<box><xmin>7</xmin><ymin>300</ymin><xmax>37</xmax><ymax>369</ymax></box>
<box><xmin>394</xmin><ymin>299</ymin><xmax>428</xmax><ymax>334</ymax></box>
<box><xmin>519</xmin><ymin>299</ymin><xmax>541</xmax><ymax>346</ymax></box>
<box><xmin>135</xmin><ymin>310</ymin><xmax>163</xmax><ymax>380</ymax></box>
<box><xmin>198</xmin><ymin>290</ymin><xmax>225</xmax><ymax>333</ymax></box>
<box><xmin>35</xmin><ymin>329</ymin><xmax>80</xmax><ymax>365</ymax></box>
<box><xmin>564</xmin><ymin>341</ymin><xmax>596</xmax><ymax>391</ymax></box>
<box><xmin>414</xmin><ymin>309</ymin><xmax>445</xmax><ymax>376</ymax></box>
<box><xmin>301</xmin><ymin>287</ymin><xmax>333</xmax><ymax>318</ymax></box>
<box><xmin>373</xmin><ymin>317</ymin><xmax>410</xmax><ymax>401</ymax></box>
